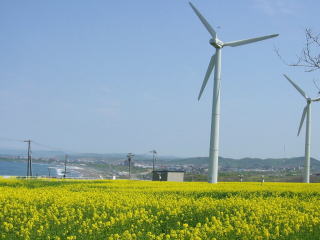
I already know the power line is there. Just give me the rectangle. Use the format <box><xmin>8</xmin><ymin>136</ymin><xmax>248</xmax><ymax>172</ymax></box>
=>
<box><xmin>0</xmin><ymin>136</ymin><xmax>76</xmax><ymax>153</ymax></box>
<box><xmin>32</xmin><ymin>140</ymin><xmax>74</xmax><ymax>153</ymax></box>
<box><xmin>0</xmin><ymin>137</ymin><xmax>25</xmax><ymax>143</ymax></box>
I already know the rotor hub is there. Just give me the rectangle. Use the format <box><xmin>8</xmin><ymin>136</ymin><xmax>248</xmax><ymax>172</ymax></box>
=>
<box><xmin>209</xmin><ymin>38</ymin><xmax>223</xmax><ymax>48</ymax></box>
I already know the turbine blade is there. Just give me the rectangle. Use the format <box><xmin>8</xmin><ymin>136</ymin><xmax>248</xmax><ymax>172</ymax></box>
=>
<box><xmin>283</xmin><ymin>74</ymin><xmax>308</xmax><ymax>99</ymax></box>
<box><xmin>312</xmin><ymin>97</ymin><xmax>320</xmax><ymax>102</ymax></box>
<box><xmin>189</xmin><ymin>2</ymin><xmax>216</xmax><ymax>39</ymax></box>
<box><xmin>297</xmin><ymin>106</ymin><xmax>307</xmax><ymax>136</ymax></box>
<box><xmin>223</xmin><ymin>34</ymin><xmax>279</xmax><ymax>47</ymax></box>
<box><xmin>198</xmin><ymin>54</ymin><xmax>216</xmax><ymax>100</ymax></box>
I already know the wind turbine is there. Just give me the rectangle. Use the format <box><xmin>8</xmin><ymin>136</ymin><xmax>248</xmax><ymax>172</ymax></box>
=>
<box><xmin>189</xmin><ymin>2</ymin><xmax>279</xmax><ymax>183</ymax></box>
<box><xmin>284</xmin><ymin>74</ymin><xmax>320</xmax><ymax>183</ymax></box>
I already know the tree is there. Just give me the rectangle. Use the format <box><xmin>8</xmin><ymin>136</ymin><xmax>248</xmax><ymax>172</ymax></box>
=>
<box><xmin>276</xmin><ymin>28</ymin><xmax>320</xmax><ymax>72</ymax></box>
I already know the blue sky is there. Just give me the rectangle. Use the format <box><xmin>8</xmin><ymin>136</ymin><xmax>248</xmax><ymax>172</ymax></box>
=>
<box><xmin>0</xmin><ymin>0</ymin><xmax>320</xmax><ymax>158</ymax></box>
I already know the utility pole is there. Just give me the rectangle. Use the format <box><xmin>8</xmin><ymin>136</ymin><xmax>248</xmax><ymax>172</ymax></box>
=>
<box><xmin>150</xmin><ymin>150</ymin><xmax>157</xmax><ymax>172</ymax></box>
<box><xmin>24</xmin><ymin>139</ymin><xmax>32</xmax><ymax>177</ymax></box>
<box><xmin>63</xmin><ymin>154</ymin><xmax>68</xmax><ymax>178</ymax></box>
<box><xmin>239</xmin><ymin>174</ymin><xmax>243</xmax><ymax>182</ymax></box>
<box><xmin>127</xmin><ymin>153</ymin><xmax>134</xmax><ymax>179</ymax></box>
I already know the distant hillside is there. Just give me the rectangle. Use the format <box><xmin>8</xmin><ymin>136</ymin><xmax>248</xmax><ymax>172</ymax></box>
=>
<box><xmin>166</xmin><ymin>157</ymin><xmax>320</xmax><ymax>171</ymax></box>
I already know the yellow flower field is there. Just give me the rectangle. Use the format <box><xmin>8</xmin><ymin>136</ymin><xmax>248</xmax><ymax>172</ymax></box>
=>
<box><xmin>0</xmin><ymin>179</ymin><xmax>319</xmax><ymax>240</ymax></box>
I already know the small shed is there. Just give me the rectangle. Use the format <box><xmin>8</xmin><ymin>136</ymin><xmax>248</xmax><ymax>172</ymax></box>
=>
<box><xmin>152</xmin><ymin>170</ymin><xmax>184</xmax><ymax>182</ymax></box>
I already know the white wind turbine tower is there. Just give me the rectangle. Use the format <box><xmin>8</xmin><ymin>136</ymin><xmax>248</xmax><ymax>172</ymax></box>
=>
<box><xmin>189</xmin><ymin>2</ymin><xmax>279</xmax><ymax>183</ymax></box>
<box><xmin>284</xmin><ymin>74</ymin><xmax>320</xmax><ymax>183</ymax></box>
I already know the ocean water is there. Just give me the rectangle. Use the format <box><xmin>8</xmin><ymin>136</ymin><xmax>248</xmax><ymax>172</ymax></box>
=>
<box><xmin>0</xmin><ymin>160</ymin><xmax>81</xmax><ymax>178</ymax></box>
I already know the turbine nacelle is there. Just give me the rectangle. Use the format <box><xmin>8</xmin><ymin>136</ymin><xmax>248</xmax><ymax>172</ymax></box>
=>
<box><xmin>209</xmin><ymin>38</ymin><xmax>223</xmax><ymax>48</ymax></box>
